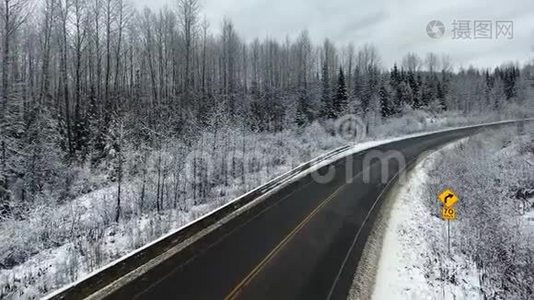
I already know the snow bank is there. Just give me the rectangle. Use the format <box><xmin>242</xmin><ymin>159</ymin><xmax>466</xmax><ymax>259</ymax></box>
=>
<box><xmin>370</xmin><ymin>140</ymin><xmax>482</xmax><ymax>300</ymax></box>
<box><xmin>366</xmin><ymin>122</ymin><xmax>534</xmax><ymax>300</ymax></box>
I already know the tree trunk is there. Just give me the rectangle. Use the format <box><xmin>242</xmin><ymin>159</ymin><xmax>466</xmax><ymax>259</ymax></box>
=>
<box><xmin>2</xmin><ymin>0</ymin><xmax>10</xmax><ymax>113</ymax></box>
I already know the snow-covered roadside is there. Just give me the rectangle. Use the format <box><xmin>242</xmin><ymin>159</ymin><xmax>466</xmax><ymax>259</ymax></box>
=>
<box><xmin>368</xmin><ymin>140</ymin><xmax>482</xmax><ymax>300</ymax></box>
<box><xmin>352</xmin><ymin>123</ymin><xmax>534</xmax><ymax>300</ymax></box>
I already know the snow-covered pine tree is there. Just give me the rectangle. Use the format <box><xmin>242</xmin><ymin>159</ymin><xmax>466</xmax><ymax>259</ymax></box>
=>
<box><xmin>320</xmin><ymin>59</ymin><xmax>332</xmax><ymax>119</ymax></box>
<box><xmin>333</xmin><ymin>67</ymin><xmax>349</xmax><ymax>118</ymax></box>
<box><xmin>436</xmin><ymin>81</ymin><xmax>447</xmax><ymax>111</ymax></box>
<box><xmin>378</xmin><ymin>81</ymin><xmax>391</xmax><ymax>117</ymax></box>
<box><xmin>296</xmin><ymin>88</ymin><xmax>313</xmax><ymax>126</ymax></box>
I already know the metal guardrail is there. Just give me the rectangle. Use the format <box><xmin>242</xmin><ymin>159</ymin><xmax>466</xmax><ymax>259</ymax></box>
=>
<box><xmin>44</xmin><ymin>118</ymin><xmax>534</xmax><ymax>299</ymax></box>
<box><xmin>43</xmin><ymin>144</ymin><xmax>353</xmax><ymax>299</ymax></box>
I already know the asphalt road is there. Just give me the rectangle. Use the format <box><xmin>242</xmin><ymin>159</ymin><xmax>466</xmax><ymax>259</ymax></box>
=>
<box><xmin>102</xmin><ymin>125</ymin><xmax>494</xmax><ymax>300</ymax></box>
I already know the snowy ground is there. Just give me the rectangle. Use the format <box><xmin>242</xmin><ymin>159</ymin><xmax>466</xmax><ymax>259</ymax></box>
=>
<box><xmin>354</xmin><ymin>123</ymin><xmax>534</xmax><ymax>300</ymax></box>
<box><xmin>369</xmin><ymin>141</ymin><xmax>483</xmax><ymax>300</ymax></box>
<box><xmin>0</xmin><ymin>110</ymin><xmax>531</xmax><ymax>299</ymax></box>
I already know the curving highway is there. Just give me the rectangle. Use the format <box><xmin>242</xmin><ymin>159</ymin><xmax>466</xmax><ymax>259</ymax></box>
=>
<box><xmin>48</xmin><ymin>121</ymin><xmax>529</xmax><ymax>300</ymax></box>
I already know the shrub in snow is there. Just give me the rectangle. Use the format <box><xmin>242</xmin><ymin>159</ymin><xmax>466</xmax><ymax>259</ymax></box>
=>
<box><xmin>424</xmin><ymin>124</ymin><xmax>534</xmax><ymax>299</ymax></box>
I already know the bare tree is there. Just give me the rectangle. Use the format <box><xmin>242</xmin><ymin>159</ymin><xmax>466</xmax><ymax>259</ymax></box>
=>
<box><xmin>0</xmin><ymin>0</ymin><xmax>30</xmax><ymax>114</ymax></box>
<box><xmin>104</xmin><ymin>0</ymin><xmax>113</xmax><ymax>107</ymax></box>
<box><xmin>200</xmin><ymin>16</ymin><xmax>208</xmax><ymax>93</ymax></box>
<box><xmin>57</xmin><ymin>0</ymin><xmax>72</xmax><ymax>154</ymax></box>
<box><xmin>177</xmin><ymin>0</ymin><xmax>199</xmax><ymax>94</ymax></box>
<box><xmin>357</xmin><ymin>43</ymin><xmax>381</xmax><ymax>73</ymax></box>
<box><xmin>425</xmin><ymin>52</ymin><xmax>439</xmax><ymax>73</ymax></box>
<box><xmin>113</xmin><ymin>0</ymin><xmax>128</xmax><ymax>92</ymax></box>
<box><xmin>72</xmin><ymin>0</ymin><xmax>88</xmax><ymax>119</ymax></box>
<box><xmin>441</xmin><ymin>54</ymin><xmax>453</xmax><ymax>73</ymax></box>
<box><xmin>402</xmin><ymin>52</ymin><xmax>422</xmax><ymax>72</ymax></box>
<box><xmin>39</xmin><ymin>0</ymin><xmax>54</xmax><ymax>102</ymax></box>
<box><xmin>92</xmin><ymin>0</ymin><xmax>102</xmax><ymax>101</ymax></box>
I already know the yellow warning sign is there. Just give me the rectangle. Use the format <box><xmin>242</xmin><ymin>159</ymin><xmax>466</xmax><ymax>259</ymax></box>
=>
<box><xmin>438</xmin><ymin>188</ymin><xmax>459</xmax><ymax>207</ymax></box>
<box><xmin>441</xmin><ymin>207</ymin><xmax>456</xmax><ymax>220</ymax></box>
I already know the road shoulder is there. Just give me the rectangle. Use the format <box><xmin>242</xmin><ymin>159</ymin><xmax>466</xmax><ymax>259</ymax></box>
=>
<box><xmin>347</xmin><ymin>140</ymin><xmax>470</xmax><ymax>300</ymax></box>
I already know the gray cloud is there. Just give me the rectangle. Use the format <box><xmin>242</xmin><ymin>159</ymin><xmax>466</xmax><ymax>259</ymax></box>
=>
<box><xmin>133</xmin><ymin>0</ymin><xmax>534</xmax><ymax>69</ymax></box>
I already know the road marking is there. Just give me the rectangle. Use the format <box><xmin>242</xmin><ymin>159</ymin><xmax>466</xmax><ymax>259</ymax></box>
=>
<box><xmin>325</xmin><ymin>154</ymin><xmax>426</xmax><ymax>299</ymax></box>
<box><xmin>226</xmin><ymin>150</ymin><xmax>428</xmax><ymax>300</ymax></box>
<box><xmin>134</xmin><ymin>179</ymin><xmax>317</xmax><ymax>299</ymax></box>
<box><xmin>224</xmin><ymin>182</ymin><xmax>349</xmax><ymax>300</ymax></box>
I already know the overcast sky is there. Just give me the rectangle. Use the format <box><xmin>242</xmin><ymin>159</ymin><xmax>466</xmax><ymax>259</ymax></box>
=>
<box><xmin>133</xmin><ymin>0</ymin><xmax>534</xmax><ymax>69</ymax></box>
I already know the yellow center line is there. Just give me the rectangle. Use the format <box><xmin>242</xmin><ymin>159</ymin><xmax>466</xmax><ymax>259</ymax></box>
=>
<box><xmin>224</xmin><ymin>182</ymin><xmax>348</xmax><ymax>300</ymax></box>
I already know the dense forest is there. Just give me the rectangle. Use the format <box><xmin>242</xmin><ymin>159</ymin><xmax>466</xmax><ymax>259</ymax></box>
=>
<box><xmin>0</xmin><ymin>0</ymin><xmax>531</xmax><ymax>296</ymax></box>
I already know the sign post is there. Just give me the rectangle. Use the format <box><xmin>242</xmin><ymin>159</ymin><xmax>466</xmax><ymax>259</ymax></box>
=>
<box><xmin>438</xmin><ymin>189</ymin><xmax>459</xmax><ymax>254</ymax></box>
